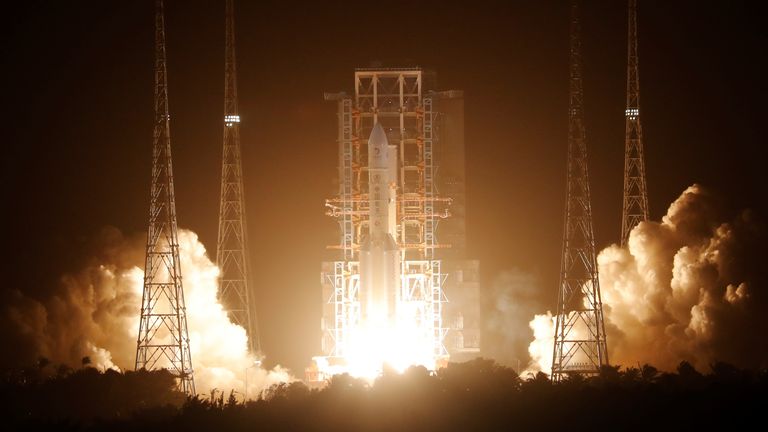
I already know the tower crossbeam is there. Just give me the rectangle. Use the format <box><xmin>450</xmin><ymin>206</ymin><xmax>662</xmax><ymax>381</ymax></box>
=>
<box><xmin>216</xmin><ymin>0</ymin><xmax>259</xmax><ymax>355</ymax></box>
<box><xmin>621</xmin><ymin>0</ymin><xmax>650</xmax><ymax>246</ymax></box>
<box><xmin>551</xmin><ymin>0</ymin><xmax>609</xmax><ymax>382</ymax></box>
<box><xmin>135</xmin><ymin>0</ymin><xmax>195</xmax><ymax>396</ymax></box>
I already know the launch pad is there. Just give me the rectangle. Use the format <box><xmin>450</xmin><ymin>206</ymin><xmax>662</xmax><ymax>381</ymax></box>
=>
<box><xmin>308</xmin><ymin>68</ymin><xmax>479</xmax><ymax>381</ymax></box>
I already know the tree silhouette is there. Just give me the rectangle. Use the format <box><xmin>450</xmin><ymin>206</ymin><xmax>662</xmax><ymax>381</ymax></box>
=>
<box><xmin>640</xmin><ymin>363</ymin><xmax>658</xmax><ymax>382</ymax></box>
<box><xmin>2</xmin><ymin>359</ymin><xmax>765</xmax><ymax>431</ymax></box>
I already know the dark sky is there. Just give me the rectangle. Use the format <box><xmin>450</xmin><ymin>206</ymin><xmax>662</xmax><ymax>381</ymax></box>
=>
<box><xmin>3</xmin><ymin>0</ymin><xmax>766</xmax><ymax>373</ymax></box>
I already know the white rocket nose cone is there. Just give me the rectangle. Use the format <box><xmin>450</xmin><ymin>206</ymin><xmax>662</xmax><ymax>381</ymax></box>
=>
<box><xmin>368</xmin><ymin>123</ymin><xmax>389</xmax><ymax>147</ymax></box>
<box><xmin>368</xmin><ymin>123</ymin><xmax>389</xmax><ymax>169</ymax></box>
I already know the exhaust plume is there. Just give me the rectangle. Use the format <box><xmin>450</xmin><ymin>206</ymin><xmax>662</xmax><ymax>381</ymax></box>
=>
<box><xmin>527</xmin><ymin>185</ymin><xmax>766</xmax><ymax>373</ymax></box>
<box><xmin>1</xmin><ymin>227</ymin><xmax>291</xmax><ymax>395</ymax></box>
<box><xmin>484</xmin><ymin>269</ymin><xmax>546</xmax><ymax>370</ymax></box>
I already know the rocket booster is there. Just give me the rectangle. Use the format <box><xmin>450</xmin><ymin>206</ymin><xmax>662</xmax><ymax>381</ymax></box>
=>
<box><xmin>359</xmin><ymin>123</ymin><xmax>400</xmax><ymax>325</ymax></box>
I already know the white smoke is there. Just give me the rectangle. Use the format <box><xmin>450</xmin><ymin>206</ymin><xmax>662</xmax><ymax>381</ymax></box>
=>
<box><xmin>526</xmin><ymin>185</ymin><xmax>766</xmax><ymax>373</ymax></box>
<box><xmin>525</xmin><ymin>312</ymin><xmax>554</xmax><ymax>376</ymax></box>
<box><xmin>484</xmin><ymin>269</ymin><xmax>545</xmax><ymax>369</ymax></box>
<box><xmin>2</xmin><ymin>227</ymin><xmax>292</xmax><ymax>396</ymax></box>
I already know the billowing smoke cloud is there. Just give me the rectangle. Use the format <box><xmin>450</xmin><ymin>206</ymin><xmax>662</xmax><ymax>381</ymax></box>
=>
<box><xmin>1</xmin><ymin>227</ymin><xmax>291</xmax><ymax>396</ymax></box>
<box><xmin>527</xmin><ymin>185</ymin><xmax>767</xmax><ymax>373</ymax></box>
<box><xmin>525</xmin><ymin>312</ymin><xmax>555</xmax><ymax>375</ymax></box>
<box><xmin>483</xmin><ymin>269</ymin><xmax>546</xmax><ymax>370</ymax></box>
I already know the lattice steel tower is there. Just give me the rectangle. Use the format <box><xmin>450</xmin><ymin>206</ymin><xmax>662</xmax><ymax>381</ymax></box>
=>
<box><xmin>136</xmin><ymin>0</ymin><xmax>195</xmax><ymax>395</ymax></box>
<box><xmin>217</xmin><ymin>0</ymin><xmax>258</xmax><ymax>354</ymax></box>
<box><xmin>551</xmin><ymin>0</ymin><xmax>609</xmax><ymax>382</ymax></box>
<box><xmin>620</xmin><ymin>0</ymin><xmax>649</xmax><ymax>246</ymax></box>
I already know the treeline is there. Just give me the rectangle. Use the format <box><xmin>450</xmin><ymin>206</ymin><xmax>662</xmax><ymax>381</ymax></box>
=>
<box><xmin>3</xmin><ymin>358</ymin><xmax>766</xmax><ymax>431</ymax></box>
<box><xmin>1</xmin><ymin>359</ymin><xmax>185</xmax><ymax>426</ymax></box>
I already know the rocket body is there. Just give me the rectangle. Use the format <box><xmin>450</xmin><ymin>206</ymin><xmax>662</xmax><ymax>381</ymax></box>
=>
<box><xmin>360</xmin><ymin>123</ymin><xmax>400</xmax><ymax>326</ymax></box>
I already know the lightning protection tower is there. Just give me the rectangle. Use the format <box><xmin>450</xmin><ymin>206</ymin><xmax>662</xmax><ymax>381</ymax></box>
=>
<box><xmin>620</xmin><ymin>0</ymin><xmax>649</xmax><ymax>246</ymax></box>
<box><xmin>551</xmin><ymin>0</ymin><xmax>609</xmax><ymax>382</ymax></box>
<box><xmin>217</xmin><ymin>0</ymin><xmax>258</xmax><ymax>354</ymax></box>
<box><xmin>136</xmin><ymin>0</ymin><xmax>195</xmax><ymax>395</ymax></box>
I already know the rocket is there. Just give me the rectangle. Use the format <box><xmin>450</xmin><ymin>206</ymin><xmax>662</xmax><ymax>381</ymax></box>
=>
<box><xmin>359</xmin><ymin>123</ymin><xmax>400</xmax><ymax>326</ymax></box>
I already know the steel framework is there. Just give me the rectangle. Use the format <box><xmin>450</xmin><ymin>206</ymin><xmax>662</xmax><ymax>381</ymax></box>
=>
<box><xmin>216</xmin><ymin>0</ymin><xmax>259</xmax><ymax>355</ymax></box>
<box><xmin>620</xmin><ymin>0</ymin><xmax>650</xmax><ymax>246</ymax></box>
<box><xmin>321</xmin><ymin>69</ymin><xmax>450</xmax><ymax>366</ymax></box>
<box><xmin>551</xmin><ymin>1</ymin><xmax>609</xmax><ymax>382</ymax></box>
<box><xmin>135</xmin><ymin>0</ymin><xmax>195</xmax><ymax>395</ymax></box>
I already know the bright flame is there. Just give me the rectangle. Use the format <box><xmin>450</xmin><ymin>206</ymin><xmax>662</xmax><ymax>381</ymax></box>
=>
<box><xmin>312</xmin><ymin>298</ymin><xmax>444</xmax><ymax>381</ymax></box>
<box><xmin>343</xmin><ymin>319</ymin><xmax>439</xmax><ymax>378</ymax></box>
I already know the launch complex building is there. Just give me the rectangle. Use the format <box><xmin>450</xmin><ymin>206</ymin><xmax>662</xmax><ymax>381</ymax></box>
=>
<box><xmin>309</xmin><ymin>68</ymin><xmax>480</xmax><ymax>380</ymax></box>
<box><xmin>138</xmin><ymin>0</ymin><xmax>643</xmax><ymax>392</ymax></box>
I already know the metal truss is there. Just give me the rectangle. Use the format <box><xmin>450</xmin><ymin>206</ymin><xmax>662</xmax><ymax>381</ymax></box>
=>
<box><xmin>135</xmin><ymin>0</ymin><xmax>195</xmax><ymax>396</ymax></box>
<box><xmin>322</xmin><ymin>261</ymin><xmax>361</xmax><ymax>358</ymax></box>
<box><xmin>620</xmin><ymin>0</ymin><xmax>650</xmax><ymax>246</ymax></box>
<box><xmin>401</xmin><ymin>260</ymin><xmax>448</xmax><ymax>358</ymax></box>
<box><xmin>321</xmin><ymin>69</ymin><xmax>450</xmax><ymax>364</ymax></box>
<box><xmin>216</xmin><ymin>0</ymin><xmax>259</xmax><ymax>355</ymax></box>
<box><xmin>551</xmin><ymin>0</ymin><xmax>609</xmax><ymax>382</ymax></box>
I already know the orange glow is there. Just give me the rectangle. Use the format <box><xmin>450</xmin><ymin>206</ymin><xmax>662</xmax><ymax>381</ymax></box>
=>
<box><xmin>313</xmin><ymin>300</ymin><xmax>444</xmax><ymax>381</ymax></box>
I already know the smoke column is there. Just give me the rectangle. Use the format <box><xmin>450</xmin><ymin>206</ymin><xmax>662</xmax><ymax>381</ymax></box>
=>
<box><xmin>527</xmin><ymin>185</ymin><xmax>767</xmax><ymax>373</ymax></box>
<box><xmin>1</xmin><ymin>228</ymin><xmax>291</xmax><ymax>396</ymax></box>
<box><xmin>484</xmin><ymin>269</ymin><xmax>546</xmax><ymax>370</ymax></box>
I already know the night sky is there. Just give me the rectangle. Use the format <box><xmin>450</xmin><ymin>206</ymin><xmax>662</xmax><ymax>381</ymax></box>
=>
<box><xmin>3</xmin><ymin>0</ymin><xmax>766</xmax><ymax>373</ymax></box>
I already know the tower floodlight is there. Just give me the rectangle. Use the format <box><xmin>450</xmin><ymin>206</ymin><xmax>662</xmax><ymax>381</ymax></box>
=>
<box><xmin>621</xmin><ymin>0</ymin><xmax>650</xmax><ymax>246</ymax></box>
<box><xmin>216</xmin><ymin>0</ymin><xmax>259</xmax><ymax>355</ymax></box>
<box><xmin>551</xmin><ymin>0</ymin><xmax>609</xmax><ymax>382</ymax></box>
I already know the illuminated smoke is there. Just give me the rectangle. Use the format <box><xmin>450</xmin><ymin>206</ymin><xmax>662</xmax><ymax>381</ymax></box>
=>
<box><xmin>1</xmin><ymin>228</ymin><xmax>291</xmax><ymax>396</ymax></box>
<box><xmin>525</xmin><ymin>312</ymin><xmax>554</xmax><ymax>375</ymax></box>
<box><xmin>484</xmin><ymin>269</ymin><xmax>546</xmax><ymax>369</ymax></box>
<box><xmin>526</xmin><ymin>185</ymin><xmax>766</xmax><ymax>373</ymax></box>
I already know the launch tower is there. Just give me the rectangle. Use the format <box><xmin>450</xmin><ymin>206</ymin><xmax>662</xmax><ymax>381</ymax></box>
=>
<box><xmin>551</xmin><ymin>1</ymin><xmax>609</xmax><ymax>382</ymax></box>
<box><xmin>620</xmin><ymin>0</ymin><xmax>650</xmax><ymax>246</ymax></box>
<box><xmin>313</xmin><ymin>68</ymin><xmax>478</xmax><ymax>379</ymax></box>
<box><xmin>135</xmin><ymin>0</ymin><xmax>195</xmax><ymax>395</ymax></box>
<box><xmin>216</xmin><ymin>0</ymin><xmax>259</xmax><ymax>355</ymax></box>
